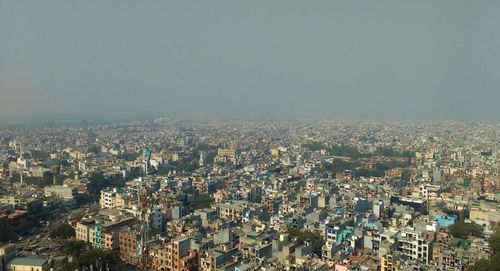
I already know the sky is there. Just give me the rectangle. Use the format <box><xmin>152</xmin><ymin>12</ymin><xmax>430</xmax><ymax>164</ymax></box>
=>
<box><xmin>1</xmin><ymin>0</ymin><xmax>499</xmax><ymax>124</ymax></box>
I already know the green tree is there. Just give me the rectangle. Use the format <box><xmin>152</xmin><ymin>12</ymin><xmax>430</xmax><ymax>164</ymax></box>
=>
<box><xmin>30</xmin><ymin>150</ymin><xmax>50</xmax><ymax>160</ymax></box>
<box><xmin>49</xmin><ymin>223</ymin><xmax>75</xmax><ymax>239</ymax></box>
<box><xmin>178</xmin><ymin>161</ymin><xmax>199</xmax><ymax>172</ymax></box>
<box><xmin>449</xmin><ymin>222</ymin><xmax>483</xmax><ymax>239</ymax></box>
<box><xmin>375</xmin><ymin>161</ymin><xmax>406</xmax><ymax>171</ymax></box>
<box><xmin>190</xmin><ymin>194</ymin><xmax>214</xmax><ymax>210</ymax></box>
<box><xmin>67</xmin><ymin>249</ymin><xmax>126</xmax><ymax>271</ymax></box>
<box><xmin>329</xmin><ymin>145</ymin><xmax>367</xmax><ymax>158</ymax></box>
<box><xmin>467</xmin><ymin>259</ymin><xmax>493</xmax><ymax>271</ymax></box>
<box><xmin>118</xmin><ymin>152</ymin><xmax>140</xmax><ymax>161</ymax></box>
<box><xmin>287</xmin><ymin>227</ymin><xmax>325</xmax><ymax>257</ymax></box>
<box><xmin>0</xmin><ymin>222</ymin><xmax>18</xmax><ymax>242</ymax></box>
<box><xmin>63</xmin><ymin>239</ymin><xmax>86</xmax><ymax>257</ymax></box>
<box><xmin>490</xmin><ymin>229</ymin><xmax>500</xmax><ymax>254</ymax></box>
<box><xmin>374</xmin><ymin>147</ymin><xmax>399</xmax><ymax>157</ymax></box>
<box><xmin>401</xmin><ymin>169</ymin><xmax>413</xmax><ymax>181</ymax></box>
<box><xmin>303</xmin><ymin>142</ymin><xmax>324</xmax><ymax>151</ymax></box>
<box><xmin>402</xmin><ymin>150</ymin><xmax>416</xmax><ymax>158</ymax></box>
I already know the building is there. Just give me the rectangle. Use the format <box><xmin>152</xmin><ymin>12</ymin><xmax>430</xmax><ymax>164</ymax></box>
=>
<box><xmin>214</xmin><ymin>200</ymin><xmax>268</xmax><ymax>222</ymax></box>
<box><xmin>100</xmin><ymin>188</ymin><xmax>120</xmax><ymax>209</ymax></box>
<box><xmin>75</xmin><ymin>220</ymin><xmax>95</xmax><ymax>243</ymax></box>
<box><xmin>200</xmin><ymin>243</ymin><xmax>239</xmax><ymax>271</ymax></box>
<box><xmin>214</xmin><ymin>149</ymin><xmax>236</xmax><ymax>164</ymax></box>
<box><xmin>380</xmin><ymin>253</ymin><xmax>405</xmax><ymax>271</ymax></box>
<box><xmin>0</xmin><ymin>244</ymin><xmax>17</xmax><ymax>271</ymax></box>
<box><xmin>373</xmin><ymin>201</ymin><xmax>384</xmax><ymax>218</ymax></box>
<box><xmin>6</xmin><ymin>257</ymin><xmax>49</xmax><ymax>271</ymax></box>
<box><xmin>75</xmin><ymin>211</ymin><xmax>136</xmax><ymax>249</ymax></box>
<box><xmin>156</xmin><ymin>237</ymin><xmax>200</xmax><ymax>271</ymax></box>
<box><xmin>118</xmin><ymin>228</ymin><xmax>140</xmax><ymax>266</ymax></box>
<box><xmin>397</xmin><ymin>230</ymin><xmax>433</xmax><ymax>264</ymax></box>
<box><xmin>43</xmin><ymin>185</ymin><xmax>76</xmax><ymax>200</ymax></box>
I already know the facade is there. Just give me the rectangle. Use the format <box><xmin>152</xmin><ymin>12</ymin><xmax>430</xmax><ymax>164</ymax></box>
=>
<box><xmin>397</xmin><ymin>230</ymin><xmax>433</xmax><ymax>264</ymax></box>
<box><xmin>75</xmin><ymin>220</ymin><xmax>95</xmax><ymax>243</ymax></box>
<box><xmin>100</xmin><ymin>188</ymin><xmax>120</xmax><ymax>209</ymax></box>
<box><xmin>118</xmin><ymin>229</ymin><xmax>140</xmax><ymax>266</ymax></box>
<box><xmin>155</xmin><ymin>237</ymin><xmax>199</xmax><ymax>271</ymax></box>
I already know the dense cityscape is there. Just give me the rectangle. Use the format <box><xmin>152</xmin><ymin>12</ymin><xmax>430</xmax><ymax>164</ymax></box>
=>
<box><xmin>2</xmin><ymin>1</ymin><xmax>500</xmax><ymax>270</ymax></box>
<box><xmin>0</xmin><ymin>119</ymin><xmax>498</xmax><ymax>270</ymax></box>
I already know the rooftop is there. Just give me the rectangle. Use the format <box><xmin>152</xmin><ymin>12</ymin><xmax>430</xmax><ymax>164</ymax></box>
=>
<box><xmin>8</xmin><ymin>256</ymin><xmax>48</xmax><ymax>266</ymax></box>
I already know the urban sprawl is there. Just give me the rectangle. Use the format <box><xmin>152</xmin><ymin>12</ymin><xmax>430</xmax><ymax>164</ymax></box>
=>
<box><xmin>0</xmin><ymin>119</ymin><xmax>498</xmax><ymax>271</ymax></box>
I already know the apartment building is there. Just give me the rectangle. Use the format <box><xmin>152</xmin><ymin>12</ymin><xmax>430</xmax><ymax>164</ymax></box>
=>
<box><xmin>397</xmin><ymin>229</ymin><xmax>433</xmax><ymax>264</ymax></box>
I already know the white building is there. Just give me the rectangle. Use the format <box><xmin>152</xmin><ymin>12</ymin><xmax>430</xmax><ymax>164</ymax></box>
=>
<box><xmin>100</xmin><ymin>188</ymin><xmax>119</xmax><ymax>209</ymax></box>
<box><xmin>397</xmin><ymin>229</ymin><xmax>433</xmax><ymax>264</ymax></box>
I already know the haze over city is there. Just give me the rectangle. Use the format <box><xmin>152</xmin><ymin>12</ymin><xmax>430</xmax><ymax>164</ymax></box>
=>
<box><xmin>1</xmin><ymin>2</ymin><xmax>500</xmax><ymax>271</ymax></box>
<box><xmin>1</xmin><ymin>0</ymin><xmax>500</xmax><ymax>124</ymax></box>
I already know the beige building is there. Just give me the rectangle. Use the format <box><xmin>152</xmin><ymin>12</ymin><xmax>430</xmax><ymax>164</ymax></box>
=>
<box><xmin>69</xmin><ymin>150</ymin><xmax>86</xmax><ymax>159</ymax></box>
<box><xmin>470</xmin><ymin>209</ymin><xmax>489</xmax><ymax>220</ymax></box>
<box><xmin>0</xmin><ymin>244</ymin><xmax>17</xmax><ymax>271</ymax></box>
<box><xmin>380</xmin><ymin>253</ymin><xmax>404</xmax><ymax>271</ymax></box>
<box><xmin>75</xmin><ymin>220</ymin><xmax>95</xmax><ymax>243</ymax></box>
<box><xmin>154</xmin><ymin>237</ymin><xmax>199</xmax><ymax>271</ymax></box>
<box><xmin>100</xmin><ymin>188</ymin><xmax>119</xmax><ymax>209</ymax></box>
<box><xmin>6</xmin><ymin>257</ymin><xmax>49</xmax><ymax>271</ymax></box>
<box><xmin>214</xmin><ymin>148</ymin><xmax>236</xmax><ymax>164</ymax></box>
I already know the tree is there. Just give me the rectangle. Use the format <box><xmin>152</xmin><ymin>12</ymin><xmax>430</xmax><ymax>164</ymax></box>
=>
<box><xmin>467</xmin><ymin>259</ymin><xmax>492</xmax><ymax>271</ymax></box>
<box><xmin>449</xmin><ymin>222</ymin><xmax>483</xmax><ymax>239</ymax></box>
<box><xmin>0</xmin><ymin>222</ymin><xmax>18</xmax><ymax>242</ymax></box>
<box><xmin>30</xmin><ymin>150</ymin><xmax>50</xmax><ymax>160</ymax></box>
<box><xmin>303</xmin><ymin>142</ymin><xmax>324</xmax><ymax>151</ymax></box>
<box><xmin>402</xmin><ymin>150</ymin><xmax>416</xmax><ymax>158</ymax></box>
<box><xmin>490</xmin><ymin>229</ymin><xmax>500</xmax><ymax>254</ymax></box>
<box><xmin>375</xmin><ymin>161</ymin><xmax>406</xmax><ymax>171</ymax></box>
<box><xmin>49</xmin><ymin>223</ymin><xmax>75</xmax><ymax>239</ymax></box>
<box><xmin>117</xmin><ymin>152</ymin><xmax>140</xmax><ymax>161</ymax></box>
<box><xmin>178</xmin><ymin>161</ymin><xmax>199</xmax><ymax>172</ymax></box>
<box><xmin>190</xmin><ymin>194</ymin><xmax>214</xmax><ymax>210</ymax></box>
<box><xmin>63</xmin><ymin>239</ymin><xmax>86</xmax><ymax>257</ymax></box>
<box><xmin>374</xmin><ymin>147</ymin><xmax>399</xmax><ymax>157</ymax></box>
<box><xmin>287</xmin><ymin>227</ymin><xmax>325</xmax><ymax>257</ymax></box>
<box><xmin>78</xmin><ymin>249</ymin><xmax>120</xmax><ymax>269</ymax></box>
<box><xmin>329</xmin><ymin>145</ymin><xmax>367</xmax><ymax>158</ymax></box>
<box><xmin>401</xmin><ymin>169</ymin><xmax>413</xmax><ymax>181</ymax></box>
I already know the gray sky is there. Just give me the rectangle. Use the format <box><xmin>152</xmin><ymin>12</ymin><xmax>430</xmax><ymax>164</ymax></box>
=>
<box><xmin>1</xmin><ymin>1</ymin><xmax>499</xmax><ymax>123</ymax></box>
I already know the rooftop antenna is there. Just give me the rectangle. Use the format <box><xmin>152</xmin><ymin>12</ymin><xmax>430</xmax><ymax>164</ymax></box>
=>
<box><xmin>138</xmin><ymin>176</ymin><xmax>151</xmax><ymax>271</ymax></box>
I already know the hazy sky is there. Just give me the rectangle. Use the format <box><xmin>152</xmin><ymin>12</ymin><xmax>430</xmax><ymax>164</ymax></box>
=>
<box><xmin>1</xmin><ymin>1</ymin><xmax>499</xmax><ymax>123</ymax></box>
